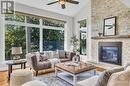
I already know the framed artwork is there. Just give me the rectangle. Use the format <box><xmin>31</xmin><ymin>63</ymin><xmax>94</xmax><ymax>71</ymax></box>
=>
<box><xmin>103</xmin><ymin>17</ymin><xmax>116</xmax><ymax>36</ymax></box>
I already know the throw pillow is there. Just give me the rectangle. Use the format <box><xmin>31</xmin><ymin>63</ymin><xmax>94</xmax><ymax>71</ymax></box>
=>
<box><xmin>44</xmin><ymin>51</ymin><xmax>50</xmax><ymax>59</ymax></box>
<box><xmin>95</xmin><ymin>67</ymin><xmax>124</xmax><ymax>86</ymax></box>
<box><xmin>49</xmin><ymin>51</ymin><xmax>54</xmax><ymax>59</ymax></box>
<box><xmin>65</xmin><ymin>52</ymin><xmax>71</xmax><ymax>58</ymax></box>
<box><xmin>40</xmin><ymin>54</ymin><xmax>48</xmax><ymax>61</ymax></box>
<box><xmin>52</xmin><ymin>51</ymin><xmax>59</xmax><ymax>58</ymax></box>
<box><xmin>58</xmin><ymin>50</ymin><xmax>65</xmax><ymax>59</ymax></box>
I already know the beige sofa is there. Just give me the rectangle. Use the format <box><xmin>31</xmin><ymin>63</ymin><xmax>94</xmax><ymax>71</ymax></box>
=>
<box><xmin>77</xmin><ymin>66</ymin><xmax>130</xmax><ymax>86</ymax></box>
<box><xmin>26</xmin><ymin>51</ymin><xmax>75</xmax><ymax>76</ymax></box>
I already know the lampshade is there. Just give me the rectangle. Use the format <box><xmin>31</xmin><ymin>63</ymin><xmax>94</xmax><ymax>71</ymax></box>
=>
<box><xmin>12</xmin><ymin>47</ymin><xmax>22</xmax><ymax>55</ymax></box>
<box><xmin>59</xmin><ymin>0</ymin><xmax>65</xmax><ymax>5</ymax></box>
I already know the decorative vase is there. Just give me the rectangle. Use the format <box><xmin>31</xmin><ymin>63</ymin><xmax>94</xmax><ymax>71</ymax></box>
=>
<box><xmin>72</xmin><ymin>54</ymin><xmax>80</xmax><ymax>64</ymax></box>
<box><xmin>98</xmin><ymin>32</ymin><xmax>102</xmax><ymax>37</ymax></box>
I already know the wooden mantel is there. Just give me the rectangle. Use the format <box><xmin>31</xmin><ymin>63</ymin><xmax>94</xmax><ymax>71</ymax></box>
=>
<box><xmin>92</xmin><ymin>35</ymin><xmax>130</xmax><ymax>39</ymax></box>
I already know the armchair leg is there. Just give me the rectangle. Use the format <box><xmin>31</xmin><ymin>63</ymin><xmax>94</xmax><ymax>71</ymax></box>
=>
<box><xmin>36</xmin><ymin>71</ymin><xmax>38</xmax><ymax>76</ymax></box>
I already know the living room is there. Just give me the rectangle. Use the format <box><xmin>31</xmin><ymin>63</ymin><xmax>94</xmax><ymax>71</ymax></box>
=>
<box><xmin>0</xmin><ymin>0</ymin><xmax>130</xmax><ymax>86</ymax></box>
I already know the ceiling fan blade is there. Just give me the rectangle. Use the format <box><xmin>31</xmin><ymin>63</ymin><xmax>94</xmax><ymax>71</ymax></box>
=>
<box><xmin>61</xmin><ymin>4</ymin><xmax>66</xmax><ymax>9</ymax></box>
<box><xmin>66</xmin><ymin>0</ymin><xmax>79</xmax><ymax>4</ymax></box>
<box><xmin>47</xmin><ymin>1</ymin><xmax>58</xmax><ymax>5</ymax></box>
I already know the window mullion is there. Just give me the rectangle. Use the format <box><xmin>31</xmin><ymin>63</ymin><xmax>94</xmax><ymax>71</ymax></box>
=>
<box><xmin>25</xmin><ymin>16</ymin><xmax>31</xmax><ymax>53</ymax></box>
<box><xmin>40</xmin><ymin>18</ymin><xmax>43</xmax><ymax>52</ymax></box>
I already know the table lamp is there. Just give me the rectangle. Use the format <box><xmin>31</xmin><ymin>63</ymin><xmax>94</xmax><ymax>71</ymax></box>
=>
<box><xmin>12</xmin><ymin>47</ymin><xmax>22</xmax><ymax>60</ymax></box>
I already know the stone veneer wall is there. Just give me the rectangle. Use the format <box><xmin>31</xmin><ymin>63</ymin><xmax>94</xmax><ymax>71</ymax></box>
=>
<box><xmin>91</xmin><ymin>0</ymin><xmax>130</xmax><ymax>66</ymax></box>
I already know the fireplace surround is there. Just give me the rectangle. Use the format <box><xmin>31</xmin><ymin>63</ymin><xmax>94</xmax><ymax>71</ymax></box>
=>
<box><xmin>98</xmin><ymin>42</ymin><xmax>122</xmax><ymax>65</ymax></box>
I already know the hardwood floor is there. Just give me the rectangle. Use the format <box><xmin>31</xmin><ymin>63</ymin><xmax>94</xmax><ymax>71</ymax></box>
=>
<box><xmin>0</xmin><ymin>71</ymin><xmax>9</xmax><ymax>86</ymax></box>
<box><xmin>0</xmin><ymin>68</ymin><xmax>54</xmax><ymax>86</ymax></box>
<box><xmin>0</xmin><ymin>67</ymin><xmax>105</xmax><ymax>86</ymax></box>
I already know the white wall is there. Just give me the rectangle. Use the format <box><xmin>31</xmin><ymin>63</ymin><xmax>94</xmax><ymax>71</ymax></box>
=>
<box><xmin>0</xmin><ymin>1</ymin><xmax>5</xmax><ymax>67</ymax></box>
<box><xmin>0</xmin><ymin>14</ymin><xmax>5</xmax><ymax>63</ymax></box>
<box><xmin>74</xmin><ymin>0</ymin><xmax>92</xmax><ymax>59</ymax></box>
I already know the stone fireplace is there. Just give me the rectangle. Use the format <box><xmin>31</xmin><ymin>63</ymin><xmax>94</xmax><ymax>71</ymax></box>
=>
<box><xmin>91</xmin><ymin>38</ymin><xmax>130</xmax><ymax>66</ymax></box>
<box><xmin>90</xmin><ymin>0</ymin><xmax>130</xmax><ymax>67</ymax></box>
<box><xmin>98</xmin><ymin>42</ymin><xmax>122</xmax><ymax>65</ymax></box>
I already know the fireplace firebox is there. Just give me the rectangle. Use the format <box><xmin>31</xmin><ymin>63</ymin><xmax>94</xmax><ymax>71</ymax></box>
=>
<box><xmin>99</xmin><ymin>42</ymin><xmax>122</xmax><ymax>65</ymax></box>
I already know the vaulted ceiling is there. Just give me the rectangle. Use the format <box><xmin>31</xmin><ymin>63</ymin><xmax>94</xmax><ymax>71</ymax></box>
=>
<box><xmin>15</xmin><ymin>0</ymin><xmax>89</xmax><ymax>17</ymax></box>
<box><xmin>15</xmin><ymin>0</ymin><xmax>130</xmax><ymax>17</ymax></box>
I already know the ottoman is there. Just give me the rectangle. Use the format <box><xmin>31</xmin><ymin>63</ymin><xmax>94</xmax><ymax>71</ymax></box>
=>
<box><xmin>22</xmin><ymin>80</ymin><xmax>47</xmax><ymax>86</ymax></box>
<box><xmin>10</xmin><ymin>69</ymin><xmax>33</xmax><ymax>86</ymax></box>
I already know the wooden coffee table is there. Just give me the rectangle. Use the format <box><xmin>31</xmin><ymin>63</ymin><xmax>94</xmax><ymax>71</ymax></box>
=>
<box><xmin>55</xmin><ymin>62</ymin><xmax>96</xmax><ymax>86</ymax></box>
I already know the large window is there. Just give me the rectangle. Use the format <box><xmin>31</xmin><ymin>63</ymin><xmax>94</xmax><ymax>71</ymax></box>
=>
<box><xmin>28</xmin><ymin>27</ymin><xmax>40</xmax><ymax>52</ymax></box>
<box><xmin>5</xmin><ymin>24</ymin><xmax>26</xmax><ymax>60</ymax></box>
<box><xmin>43</xmin><ymin>18</ymin><xmax>64</xmax><ymax>28</ymax></box>
<box><xmin>5</xmin><ymin>14</ymin><xmax>25</xmax><ymax>22</ymax></box>
<box><xmin>27</xmin><ymin>16</ymin><xmax>40</xmax><ymax>25</ymax></box>
<box><xmin>80</xmin><ymin>30</ymin><xmax>86</xmax><ymax>55</ymax></box>
<box><xmin>5</xmin><ymin>12</ymin><xmax>65</xmax><ymax>60</ymax></box>
<box><xmin>43</xmin><ymin>29</ymin><xmax>64</xmax><ymax>51</ymax></box>
<box><xmin>79</xmin><ymin>20</ymin><xmax>87</xmax><ymax>55</ymax></box>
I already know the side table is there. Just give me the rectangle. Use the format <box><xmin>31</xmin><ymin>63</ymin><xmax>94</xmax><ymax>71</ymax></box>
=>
<box><xmin>6</xmin><ymin>60</ymin><xmax>27</xmax><ymax>80</ymax></box>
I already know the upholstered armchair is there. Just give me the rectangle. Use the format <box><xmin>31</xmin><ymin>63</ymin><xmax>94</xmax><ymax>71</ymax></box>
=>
<box><xmin>77</xmin><ymin>66</ymin><xmax>130</xmax><ymax>86</ymax></box>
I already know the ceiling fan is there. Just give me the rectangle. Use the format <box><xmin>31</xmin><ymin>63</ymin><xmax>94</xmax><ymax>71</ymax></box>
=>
<box><xmin>47</xmin><ymin>0</ymin><xmax>79</xmax><ymax>9</ymax></box>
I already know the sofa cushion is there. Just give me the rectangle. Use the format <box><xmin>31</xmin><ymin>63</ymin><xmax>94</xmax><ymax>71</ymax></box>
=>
<box><xmin>44</xmin><ymin>51</ymin><xmax>53</xmax><ymax>59</ymax></box>
<box><xmin>95</xmin><ymin>67</ymin><xmax>124</xmax><ymax>86</ymax></box>
<box><xmin>37</xmin><ymin>61</ymin><xmax>51</xmax><ymax>70</ymax></box>
<box><xmin>52</xmin><ymin>51</ymin><xmax>59</xmax><ymax>58</ymax></box>
<box><xmin>58</xmin><ymin>50</ymin><xmax>65</xmax><ymax>59</ymax></box>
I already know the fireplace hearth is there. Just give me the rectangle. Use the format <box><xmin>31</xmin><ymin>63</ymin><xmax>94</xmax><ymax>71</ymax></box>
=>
<box><xmin>99</xmin><ymin>42</ymin><xmax>122</xmax><ymax>65</ymax></box>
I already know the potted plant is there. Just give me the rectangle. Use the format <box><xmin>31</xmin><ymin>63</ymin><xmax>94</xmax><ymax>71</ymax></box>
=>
<box><xmin>70</xmin><ymin>34</ymin><xmax>79</xmax><ymax>53</ymax></box>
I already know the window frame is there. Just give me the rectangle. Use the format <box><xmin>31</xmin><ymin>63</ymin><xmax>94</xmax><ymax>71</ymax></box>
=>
<box><xmin>4</xmin><ymin>12</ymin><xmax>66</xmax><ymax>60</ymax></box>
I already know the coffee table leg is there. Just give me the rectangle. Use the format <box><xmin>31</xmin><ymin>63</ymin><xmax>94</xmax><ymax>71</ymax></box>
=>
<box><xmin>21</xmin><ymin>64</ymin><xmax>23</xmax><ymax>69</ymax></box>
<box><xmin>24</xmin><ymin>63</ymin><xmax>26</xmax><ymax>69</ymax></box>
<box><xmin>73</xmin><ymin>75</ymin><xmax>77</xmax><ymax>86</ymax></box>
<box><xmin>55</xmin><ymin>68</ymin><xmax>58</xmax><ymax>76</ymax></box>
<box><xmin>94</xmin><ymin>69</ymin><xmax>96</xmax><ymax>75</ymax></box>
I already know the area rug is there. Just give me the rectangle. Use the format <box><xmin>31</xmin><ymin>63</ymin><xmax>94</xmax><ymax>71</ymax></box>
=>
<box><xmin>34</xmin><ymin>72</ymin><xmax>97</xmax><ymax>86</ymax></box>
<box><xmin>36</xmin><ymin>74</ymin><xmax>72</xmax><ymax>86</ymax></box>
